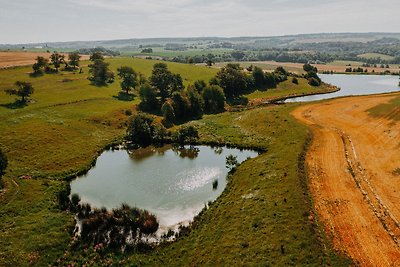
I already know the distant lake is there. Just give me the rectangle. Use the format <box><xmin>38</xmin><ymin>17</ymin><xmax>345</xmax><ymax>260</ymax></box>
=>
<box><xmin>286</xmin><ymin>74</ymin><xmax>400</xmax><ymax>102</ymax></box>
<box><xmin>70</xmin><ymin>145</ymin><xmax>258</xmax><ymax>230</ymax></box>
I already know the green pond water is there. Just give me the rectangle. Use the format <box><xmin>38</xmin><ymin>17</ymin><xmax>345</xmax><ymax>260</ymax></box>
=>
<box><xmin>70</xmin><ymin>145</ymin><xmax>258</xmax><ymax>229</ymax></box>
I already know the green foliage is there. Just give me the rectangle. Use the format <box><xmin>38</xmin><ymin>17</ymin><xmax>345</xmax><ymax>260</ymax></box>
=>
<box><xmin>225</xmin><ymin>154</ymin><xmax>239</xmax><ymax>171</ymax></box>
<box><xmin>79</xmin><ymin>203</ymin><xmax>159</xmax><ymax>251</ymax></box>
<box><xmin>68</xmin><ymin>52</ymin><xmax>81</xmax><ymax>69</ymax></box>
<box><xmin>202</xmin><ymin>85</ymin><xmax>225</xmax><ymax>114</ymax></box>
<box><xmin>174</xmin><ymin>125</ymin><xmax>199</xmax><ymax>146</ymax></box>
<box><xmin>139</xmin><ymin>83</ymin><xmax>158</xmax><ymax>111</ymax></box>
<box><xmin>216</xmin><ymin>64</ymin><xmax>247</xmax><ymax>97</ymax></box>
<box><xmin>89</xmin><ymin>51</ymin><xmax>105</xmax><ymax>61</ymax></box>
<box><xmin>0</xmin><ymin>147</ymin><xmax>7</xmax><ymax>176</ymax></box>
<box><xmin>170</xmin><ymin>91</ymin><xmax>189</xmax><ymax>119</ymax></box>
<box><xmin>126</xmin><ymin>113</ymin><xmax>166</xmax><ymax>146</ymax></box>
<box><xmin>187</xmin><ymin>86</ymin><xmax>204</xmax><ymax>119</ymax></box>
<box><xmin>150</xmin><ymin>63</ymin><xmax>183</xmax><ymax>101</ymax></box>
<box><xmin>252</xmin><ymin>66</ymin><xmax>265</xmax><ymax>86</ymax></box>
<box><xmin>50</xmin><ymin>53</ymin><xmax>65</xmax><ymax>72</ymax></box>
<box><xmin>303</xmin><ymin>63</ymin><xmax>318</xmax><ymax>73</ymax></box>
<box><xmin>292</xmin><ymin>77</ymin><xmax>299</xmax><ymax>84</ymax></box>
<box><xmin>32</xmin><ymin>56</ymin><xmax>49</xmax><ymax>75</ymax></box>
<box><xmin>308</xmin><ymin>77</ymin><xmax>321</xmax><ymax>86</ymax></box>
<box><xmin>161</xmin><ymin>100</ymin><xmax>176</xmax><ymax>126</ymax></box>
<box><xmin>117</xmin><ymin>66</ymin><xmax>138</xmax><ymax>95</ymax></box>
<box><xmin>5</xmin><ymin>81</ymin><xmax>34</xmax><ymax>102</ymax></box>
<box><xmin>88</xmin><ymin>55</ymin><xmax>114</xmax><ymax>86</ymax></box>
<box><xmin>194</xmin><ymin>79</ymin><xmax>207</xmax><ymax>92</ymax></box>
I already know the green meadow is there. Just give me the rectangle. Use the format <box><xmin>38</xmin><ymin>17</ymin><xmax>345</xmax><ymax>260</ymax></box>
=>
<box><xmin>0</xmin><ymin>58</ymin><xmax>349</xmax><ymax>266</ymax></box>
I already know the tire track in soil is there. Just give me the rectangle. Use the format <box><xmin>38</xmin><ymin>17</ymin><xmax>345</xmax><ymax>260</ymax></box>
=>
<box><xmin>292</xmin><ymin>93</ymin><xmax>400</xmax><ymax>266</ymax></box>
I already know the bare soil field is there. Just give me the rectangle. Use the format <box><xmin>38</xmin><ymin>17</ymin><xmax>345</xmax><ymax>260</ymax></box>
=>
<box><xmin>0</xmin><ymin>52</ymin><xmax>89</xmax><ymax>68</ymax></box>
<box><xmin>293</xmin><ymin>93</ymin><xmax>400</xmax><ymax>266</ymax></box>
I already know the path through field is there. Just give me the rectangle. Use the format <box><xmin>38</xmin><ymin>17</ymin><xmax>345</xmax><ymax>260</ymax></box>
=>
<box><xmin>293</xmin><ymin>93</ymin><xmax>400</xmax><ymax>266</ymax></box>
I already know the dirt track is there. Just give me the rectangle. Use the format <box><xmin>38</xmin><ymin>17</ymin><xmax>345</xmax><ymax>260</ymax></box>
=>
<box><xmin>293</xmin><ymin>93</ymin><xmax>400</xmax><ymax>266</ymax></box>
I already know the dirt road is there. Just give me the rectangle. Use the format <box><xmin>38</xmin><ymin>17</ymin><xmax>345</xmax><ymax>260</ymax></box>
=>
<box><xmin>293</xmin><ymin>93</ymin><xmax>400</xmax><ymax>266</ymax></box>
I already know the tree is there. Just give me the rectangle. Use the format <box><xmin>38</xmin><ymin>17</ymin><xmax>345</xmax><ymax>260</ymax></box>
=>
<box><xmin>231</xmin><ymin>51</ymin><xmax>245</xmax><ymax>61</ymax></box>
<box><xmin>117</xmin><ymin>66</ymin><xmax>138</xmax><ymax>94</ymax></box>
<box><xmin>126</xmin><ymin>113</ymin><xmax>167</xmax><ymax>146</ymax></box>
<box><xmin>68</xmin><ymin>52</ymin><xmax>81</xmax><ymax>69</ymax></box>
<box><xmin>0</xmin><ymin>148</ymin><xmax>7</xmax><ymax>176</ymax></box>
<box><xmin>50</xmin><ymin>53</ymin><xmax>65</xmax><ymax>72</ymax></box>
<box><xmin>5</xmin><ymin>81</ymin><xmax>34</xmax><ymax>102</ymax></box>
<box><xmin>170</xmin><ymin>91</ymin><xmax>190</xmax><ymax>120</ymax></box>
<box><xmin>292</xmin><ymin>77</ymin><xmax>299</xmax><ymax>84</ymax></box>
<box><xmin>150</xmin><ymin>63</ymin><xmax>183</xmax><ymax>101</ymax></box>
<box><xmin>32</xmin><ymin>56</ymin><xmax>48</xmax><ymax>74</ymax></box>
<box><xmin>161</xmin><ymin>100</ymin><xmax>175</xmax><ymax>125</ymax></box>
<box><xmin>174</xmin><ymin>125</ymin><xmax>199</xmax><ymax>146</ymax></box>
<box><xmin>187</xmin><ymin>86</ymin><xmax>204</xmax><ymax>119</ymax></box>
<box><xmin>202</xmin><ymin>85</ymin><xmax>225</xmax><ymax>114</ymax></box>
<box><xmin>88</xmin><ymin>54</ymin><xmax>114</xmax><ymax>86</ymax></box>
<box><xmin>139</xmin><ymin>83</ymin><xmax>158</xmax><ymax>111</ymax></box>
<box><xmin>226</xmin><ymin>154</ymin><xmax>239</xmax><ymax>171</ymax></box>
<box><xmin>303</xmin><ymin>63</ymin><xmax>318</xmax><ymax>73</ymax></box>
<box><xmin>252</xmin><ymin>66</ymin><xmax>265</xmax><ymax>86</ymax></box>
<box><xmin>216</xmin><ymin>64</ymin><xmax>247</xmax><ymax>97</ymax></box>
<box><xmin>90</xmin><ymin>51</ymin><xmax>104</xmax><ymax>61</ymax></box>
<box><xmin>194</xmin><ymin>80</ymin><xmax>207</xmax><ymax>92</ymax></box>
<box><xmin>126</xmin><ymin>113</ymin><xmax>154</xmax><ymax>146</ymax></box>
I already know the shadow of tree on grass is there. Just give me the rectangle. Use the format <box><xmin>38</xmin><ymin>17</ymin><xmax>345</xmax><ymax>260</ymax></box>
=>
<box><xmin>113</xmin><ymin>92</ymin><xmax>135</xmax><ymax>101</ymax></box>
<box><xmin>0</xmin><ymin>100</ymin><xmax>28</xmax><ymax>109</ymax></box>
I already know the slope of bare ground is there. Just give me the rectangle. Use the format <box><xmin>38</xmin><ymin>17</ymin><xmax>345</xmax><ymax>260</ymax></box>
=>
<box><xmin>293</xmin><ymin>93</ymin><xmax>400</xmax><ymax>266</ymax></box>
<box><xmin>0</xmin><ymin>52</ymin><xmax>89</xmax><ymax>68</ymax></box>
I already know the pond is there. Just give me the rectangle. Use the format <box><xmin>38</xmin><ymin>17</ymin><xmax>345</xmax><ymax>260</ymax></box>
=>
<box><xmin>70</xmin><ymin>145</ymin><xmax>258</xmax><ymax>230</ymax></box>
<box><xmin>286</xmin><ymin>74</ymin><xmax>400</xmax><ymax>102</ymax></box>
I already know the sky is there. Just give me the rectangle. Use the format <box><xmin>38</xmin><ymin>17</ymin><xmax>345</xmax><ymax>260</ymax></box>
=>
<box><xmin>0</xmin><ymin>0</ymin><xmax>399</xmax><ymax>44</ymax></box>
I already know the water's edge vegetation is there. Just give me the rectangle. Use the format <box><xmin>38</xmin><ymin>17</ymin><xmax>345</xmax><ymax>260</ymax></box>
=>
<box><xmin>0</xmin><ymin>58</ymin><xmax>352</xmax><ymax>266</ymax></box>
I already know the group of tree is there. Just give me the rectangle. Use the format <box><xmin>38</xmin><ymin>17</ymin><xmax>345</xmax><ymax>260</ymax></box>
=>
<box><xmin>32</xmin><ymin>52</ymin><xmax>81</xmax><ymax>75</ymax></box>
<box><xmin>345</xmin><ymin>67</ymin><xmax>368</xmax><ymax>73</ymax></box>
<box><xmin>61</xmin><ymin>192</ymin><xmax>159</xmax><ymax>252</ymax></box>
<box><xmin>88</xmin><ymin>52</ymin><xmax>114</xmax><ymax>86</ymax></box>
<box><xmin>303</xmin><ymin>64</ymin><xmax>322</xmax><ymax>86</ymax></box>
<box><xmin>138</xmin><ymin>63</ymin><xmax>226</xmax><ymax>126</ymax></box>
<box><xmin>126</xmin><ymin>112</ymin><xmax>200</xmax><ymax>148</ymax></box>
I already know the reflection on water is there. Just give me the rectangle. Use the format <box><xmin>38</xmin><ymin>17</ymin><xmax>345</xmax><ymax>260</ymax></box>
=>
<box><xmin>70</xmin><ymin>145</ymin><xmax>258</xmax><ymax>228</ymax></box>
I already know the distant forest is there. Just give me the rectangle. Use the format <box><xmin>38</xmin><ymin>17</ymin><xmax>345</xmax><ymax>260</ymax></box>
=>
<box><xmin>2</xmin><ymin>33</ymin><xmax>400</xmax><ymax>64</ymax></box>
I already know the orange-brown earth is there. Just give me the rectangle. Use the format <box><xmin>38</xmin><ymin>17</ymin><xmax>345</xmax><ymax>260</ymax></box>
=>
<box><xmin>0</xmin><ymin>52</ymin><xmax>89</xmax><ymax>68</ymax></box>
<box><xmin>293</xmin><ymin>93</ymin><xmax>400</xmax><ymax>266</ymax></box>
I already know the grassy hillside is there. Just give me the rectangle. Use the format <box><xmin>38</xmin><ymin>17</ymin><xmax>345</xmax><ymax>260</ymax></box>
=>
<box><xmin>0</xmin><ymin>58</ymin><xmax>349</xmax><ymax>266</ymax></box>
<box><xmin>357</xmin><ymin>53</ymin><xmax>395</xmax><ymax>61</ymax></box>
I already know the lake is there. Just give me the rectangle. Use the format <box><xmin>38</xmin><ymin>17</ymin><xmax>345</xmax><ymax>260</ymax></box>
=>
<box><xmin>286</xmin><ymin>74</ymin><xmax>400</xmax><ymax>102</ymax></box>
<box><xmin>70</xmin><ymin>145</ymin><xmax>258</xmax><ymax>230</ymax></box>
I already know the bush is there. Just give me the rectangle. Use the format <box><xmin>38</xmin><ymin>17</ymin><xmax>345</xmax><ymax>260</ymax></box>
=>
<box><xmin>308</xmin><ymin>77</ymin><xmax>321</xmax><ymax>86</ymax></box>
<box><xmin>292</xmin><ymin>77</ymin><xmax>299</xmax><ymax>84</ymax></box>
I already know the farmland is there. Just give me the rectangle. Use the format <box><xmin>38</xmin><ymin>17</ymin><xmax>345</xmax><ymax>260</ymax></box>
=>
<box><xmin>0</xmin><ymin>55</ymin><xmax>351</xmax><ymax>266</ymax></box>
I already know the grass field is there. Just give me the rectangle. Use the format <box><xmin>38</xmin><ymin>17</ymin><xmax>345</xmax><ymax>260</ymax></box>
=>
<box><xmin>120</xmin><ymin>47</ymin><xmax>232</xmax><ymax>58</ymax></box>
<box><xmin>0</xmin><ymin>58</ymin><xmax>349</xmax><ymax>266</ymax></box>
<box><xmin>357</xmin><ymin>53</ymin><xmax>395</xmax><ymax>61</ymax></box>
<box><xmin>245</xmin><ymin>78</ymin><xmax>337</xmax><ymax>102</ymax></box>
